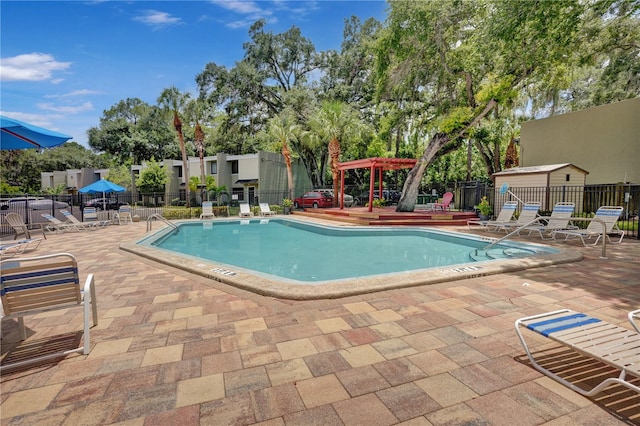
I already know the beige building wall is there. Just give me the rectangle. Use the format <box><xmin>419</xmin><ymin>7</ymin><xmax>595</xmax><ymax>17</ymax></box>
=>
<box><xmin>520</xmin><ymin>98</ymin><xmax>639</xmax><ymax>184</ymax></box>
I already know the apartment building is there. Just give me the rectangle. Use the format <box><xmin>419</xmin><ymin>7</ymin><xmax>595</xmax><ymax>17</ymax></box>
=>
<box><xmin>131</xmin><ymin>150</ymin><xmax>311</xmax><ymax>205</ymax></box>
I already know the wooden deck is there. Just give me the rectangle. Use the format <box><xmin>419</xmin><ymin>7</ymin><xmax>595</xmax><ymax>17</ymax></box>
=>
<box><xmin>292</xmin><ymin>205</ymin><xmax>478</xmax><ymax>226</ymax></box>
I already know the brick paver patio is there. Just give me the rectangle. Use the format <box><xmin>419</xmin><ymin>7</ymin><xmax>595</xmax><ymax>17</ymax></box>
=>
<box><xmin>1</xmin><ymin>218</ymin><xmax>639</xmax><ymax>425</ymax></box>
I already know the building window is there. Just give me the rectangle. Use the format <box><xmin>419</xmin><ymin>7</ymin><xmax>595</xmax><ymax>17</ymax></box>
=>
<box><xmin>177</xmin><ymin>166</ymin><xmax>182</xmax><ymax>178</ymax></box>
<box><xmin>231</xmin><ymin>160</ymin><xmax>239</xmax><ymax>174</ymax></box>
<box><xmin>566</xmin><ymin>174</ymin><xmax>570</xmax><ymax>182</ymax></box>
<box><xmin>210</xmin><ymin>162</ymin><xmax>217</xmax><ymax>174</ymax></box>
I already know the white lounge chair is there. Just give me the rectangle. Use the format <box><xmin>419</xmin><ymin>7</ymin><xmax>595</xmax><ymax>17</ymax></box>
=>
<box><xmin>114</xmin><ymin>205</ymin><xmax>133</xmax><ymax>225</ymax></box>
<box><xmin>239</xmin><ymin>203</ymin><xmax>253</xmax><ymax>218</ymax></box>
<box><xmin>200</xmin><ymin>201</ymin><xmax>215</xmax><ymax>219</ymax></box>
<box><xmin>41</xmin><ymin>213</ymin><xmax>81</xmax><ymax>233</ymax></box>
<box><xmin>552</xmin><ymin>205</ymin><xmax>624</xmax><ymax>245</ymax></box>
<box><xmin>519</xmin><ymin>202</ymin><xmax>578</xmax><ymax>239</ymax></box>
<box><xmin>259</xmin><ymin>203</ymin><xmax>276</xmax><ymax>216</ymax></box>
<box><xmin>61</xmin><ymin>209</ymin><xmax>98</xmax><ymax>230</ymax></box>
<box><xmin>490</xmin><ymin>202</ymin><xmax>541</xmax><ymax>233</ymax></box>
<box><xmin>0</xmin><ymin>242</ymin><xmax>21</xmax><ymax>258</ymax></box>
<box><xmin>515</xmin><ymin>308</ymin><xmax>640</xmax><ymax>397</ymax></box>
<box><xmin>0</xmin><ymin>238</ymin><xmax>42</xmax><ymax>258</ymax></box>
<box><xmin>467</xmin><ymin>201</ymin><xmax>518</xmax><ymax>230</ymax></box>
<box><xmin>0</xmin><ymin>253</ymin><xmax>97</xmax><ymax>371</ymax></box>
<box><xmin>82</xmin><ymin>207</ymin><xmax>111</xmax><ymax>227</ymax></box>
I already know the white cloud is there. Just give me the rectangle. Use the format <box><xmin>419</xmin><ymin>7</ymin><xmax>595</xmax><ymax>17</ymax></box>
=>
<box><xmin>0</xmin><ymin>53</ymin><xmax>71</xmax><ymax>82</ymax></box>
<box><xmin>37</xmin><ymin>102</ymin><xmax>93</xmax><ymax>114</ymax></box>
<box><xmin>44</xmin><ymin>89</ymin><xmax>101</xmax><ymax>99</ymax></box>
<box><xmin>133</xmin><ymin>10</ymin><xmax>182</xmax><ymax>27</ymax></box>
<box><xmin>210</xmin><ymin>0</ymin><xmax>275</xmax><ymax>28</ymax></box>
<box><xmin>211</xmin><ymin>0</ymin><xmax>263</xmax><ymax>15</ymax></box>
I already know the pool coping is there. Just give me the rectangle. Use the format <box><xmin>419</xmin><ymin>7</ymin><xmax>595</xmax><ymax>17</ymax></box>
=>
<box><xmin>119</xmin><ymin>219</ymin><xmax>584</xmax><ymax>300</ymax></box>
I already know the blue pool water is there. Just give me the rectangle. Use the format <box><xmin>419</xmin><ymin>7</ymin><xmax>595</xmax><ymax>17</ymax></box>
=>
<box><xmin>140</xmin><ymin>218</ymin><xmax>557</xmax><ymax>283</ymax></box>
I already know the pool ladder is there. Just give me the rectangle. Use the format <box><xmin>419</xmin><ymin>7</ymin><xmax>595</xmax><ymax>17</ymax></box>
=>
<box><xmin>470</xmin><ymin>217</ymin><xmax>545</xmax><ymax>261</ymax></box>
<box><xmin>147</xmin><ymin>213</ymin><xmax>178</xmax><ymax>232</ymax></box>
<box><xmin>470</xmin><ymin>215</ymin><xmax>611</xmax><ymax>260</ymax></box>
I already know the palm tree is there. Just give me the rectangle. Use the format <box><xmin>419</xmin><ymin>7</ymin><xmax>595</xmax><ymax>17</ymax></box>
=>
<box><xmin>158</xmin><ymin>87</ymin><xmax>191</xmax><ymax>206</ymax></box>
<box><xmin>186</xmin><ymin>98</ymin><xmax>208</xmax><ymax>200</ymax></box>
<box><xmin>267</xmin><ymin>112</ymin><xmax>299</xmax><ymax>200</ymax></box>
<box><xmin>310</xmin><ymin>101</ymin><xmax>362</xmax><ymax>206</ymax></box>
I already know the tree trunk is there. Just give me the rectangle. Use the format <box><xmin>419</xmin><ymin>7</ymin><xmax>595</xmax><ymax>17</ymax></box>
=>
<box><xmin>397</xmin><ymin>133</ymin><xmax>451</xmax><ymax>212</ymax></box>
<box><xmin>195</xmin><ymin>122</ymin><xmax>206</xmax><ymax>200</ymax></box>
<box><xmin>328</xmin><ymin>138</ymin><xmax>340</xmax><ymax>207</ymax></box>
<box><xmin>397</xmin><ymin>99</ymin><xmax>498</xmax><ymax>212</ymax></box>
<box><xmin>282</xmin><ymin>142</ymin><xmax>294</xmax><ymax>200</ymax></box>
<box><xmin>466</xmin><ymin>138</ymin><xmax>472</xmax><ymax>181</ymax></box>
<box><xmin>174</xmin><ymin>112</ymin><xmax>190</xmax><ymax>208</ymax></box>
<box><xmin>504</xmin><ymin>137</ymin><xmax>519</xmax><ymax>169</ymax></box>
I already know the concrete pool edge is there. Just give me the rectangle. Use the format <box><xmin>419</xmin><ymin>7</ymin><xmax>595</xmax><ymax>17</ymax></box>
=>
<box><xmin>119</xmin><ymin>232</ymin><xmax>583</xmax><ymax>300</ymax></box>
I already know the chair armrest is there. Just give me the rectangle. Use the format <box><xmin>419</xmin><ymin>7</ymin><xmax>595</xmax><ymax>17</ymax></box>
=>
<box><xmin>83</xmin><ymin>273</ymin><xmax>98</xmax><ymax>326</ymax></box>
<box><xmin>629</xmin><ymin>309</ymin><xmax>640</xmax><ymax>334</ymax></box>
<box><xmin>27</xmin><ymin>223</ymin><xmax>47</xmax><ymax>231</ymax></box>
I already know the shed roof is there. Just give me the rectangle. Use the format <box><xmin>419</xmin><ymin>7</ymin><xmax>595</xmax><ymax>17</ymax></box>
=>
<box><xmin>338</xmin><ymin>157</ymin><xmax>417</xmax><ymax>171</ymax></box>
<box><xmin>492</xmin><ymin>163</ymin><xmax>589</xmax><ymax>177</ymax></box>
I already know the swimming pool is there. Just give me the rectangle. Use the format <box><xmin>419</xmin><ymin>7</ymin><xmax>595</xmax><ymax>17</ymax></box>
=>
<box><xmin>122</xmin><ymin>217</ymin><xmax>582</xmax><ymax>299</ymax></box>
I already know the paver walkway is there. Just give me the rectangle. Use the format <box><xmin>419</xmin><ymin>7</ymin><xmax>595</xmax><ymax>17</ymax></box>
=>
<box><xmin>1</xmin><ymin>219</ymin><xmax>639</xmax><ymax>425</ymax></box>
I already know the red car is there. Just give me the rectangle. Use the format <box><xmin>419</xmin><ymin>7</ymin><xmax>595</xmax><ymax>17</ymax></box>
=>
<box><xmin>293</xmin><ymin>191</ymin><xmax>334</xmax><ymax>208</ymax></box>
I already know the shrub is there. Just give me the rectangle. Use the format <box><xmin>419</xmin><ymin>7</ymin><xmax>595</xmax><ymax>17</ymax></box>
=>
<box><xmin>366</xmin><ymin>198</ymin><xmax>385</xmax><ymax>209</ymax></box>
<box><xmin>476</xmin><ymin>196</ymin><xmax>492</xmax><ymax>216</ymax></box>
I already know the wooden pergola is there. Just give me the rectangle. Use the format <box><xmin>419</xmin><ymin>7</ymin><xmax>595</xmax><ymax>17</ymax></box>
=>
<box><xmin>338</xmin><ymin>157</ymin><xmax>418</xmax><ymax>212</ymax></box>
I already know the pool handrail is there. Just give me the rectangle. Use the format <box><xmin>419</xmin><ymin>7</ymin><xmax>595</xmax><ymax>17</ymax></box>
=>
<box><xmin>147</xmin><ymin>213</ymin><xmax>178</xmax><ymax>232</ymax></box>
<box><xmin>473</xmin><ymin>216</ymin><xmax>609</xmax><ymax>259</ymax></box>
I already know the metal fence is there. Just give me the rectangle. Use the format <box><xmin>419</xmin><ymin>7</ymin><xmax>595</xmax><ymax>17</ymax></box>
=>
<box><xmin>453</xmin><ymin>181</ymin><xmax>638</xmax><ymax>239</ymax></box>
<box><xmin>2</xmin><ymin>182</ymin><xmax>637</xmax><ymax>239</ymax></box>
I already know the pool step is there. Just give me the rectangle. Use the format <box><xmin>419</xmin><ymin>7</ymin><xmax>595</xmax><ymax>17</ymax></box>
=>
<box><xmin>469</xmin><ymin>247</ymin><xmax>535</xmax><ymax>261</ymax></box>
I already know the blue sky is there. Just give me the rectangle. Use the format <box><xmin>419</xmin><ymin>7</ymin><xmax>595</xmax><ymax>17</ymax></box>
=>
<box><xmin>1</xmin><ymin>0</ymin><xmax>387</xmax><ymax>147</ymax></box>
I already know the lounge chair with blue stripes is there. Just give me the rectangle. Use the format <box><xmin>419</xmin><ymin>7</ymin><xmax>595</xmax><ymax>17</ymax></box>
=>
<box><xmin>82</xmin><ymin>207</ymin><xmax>111</xmax><ymax>227</ymax></box>
<box><xmin>114</xmin><ymin>205</ymin><xmax>133</xmax><ymax>225</ymax></box>
<box><xmin>490</xmin><ymin>201</ymin><xmax>541</xmax><ymax>233</ymax></box>
<box><xmin>0</xmin><ymin>242</ymin><xmax>21</xmax><ymax>258</ymax></box>
<box><xmin>519</xmin><ymin>202</ymin><xmax>578</xmax><ymax>239</ymax></box>
<box><xmin>515</xmin><ymin>308</ymin><xmax>640</xmax><ymax>396</ymax></box>
<box><xmin>1</xmin><ymin>253</ymin><xmax>98</xmax><ymax>371</ymax></box>
<box><xmin>61</xmin><ymin>209</ymin><xmax>99</xmax><ymax>230</ymax></box>
<box><xmin>41</xmin><ymin>213</ymin><xmax>81</xmax><ymax>233</ymax></box>
<box><xmin>0</xmin><ymin>238</ymin><xmax>42</xmax><ymax>258</ymax></box>
<box><xmin>552</xmin><ymin>205</ymin><xmax>624</xmax><ymax>245</ymax></box>
<box><xmin>467</xmin><ymin>200</ymin><xmax>518</xmax><ymax>230</ymax></box>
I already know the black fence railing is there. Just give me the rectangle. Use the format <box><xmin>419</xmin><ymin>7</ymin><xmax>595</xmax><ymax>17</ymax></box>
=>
<box><xmin>2</xmin><ymin>183</ymin><xmax>637</xmax><ymax>239</ymax></box>
<box><xmin>453</xmin><ymin>182</ymin><xmax>638</xmax><ymax>239</ymax></box>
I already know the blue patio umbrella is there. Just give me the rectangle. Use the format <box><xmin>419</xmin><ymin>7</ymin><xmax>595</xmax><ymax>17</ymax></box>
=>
<box><xmin>1</xmin><ymin>115</ymin><xmax>72</xmax><ymax>149</ymax></box>
<box><xmin>78</xmin><ymin>179</ymin><xmax>126</xmax><ymax>210</ymax></box>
